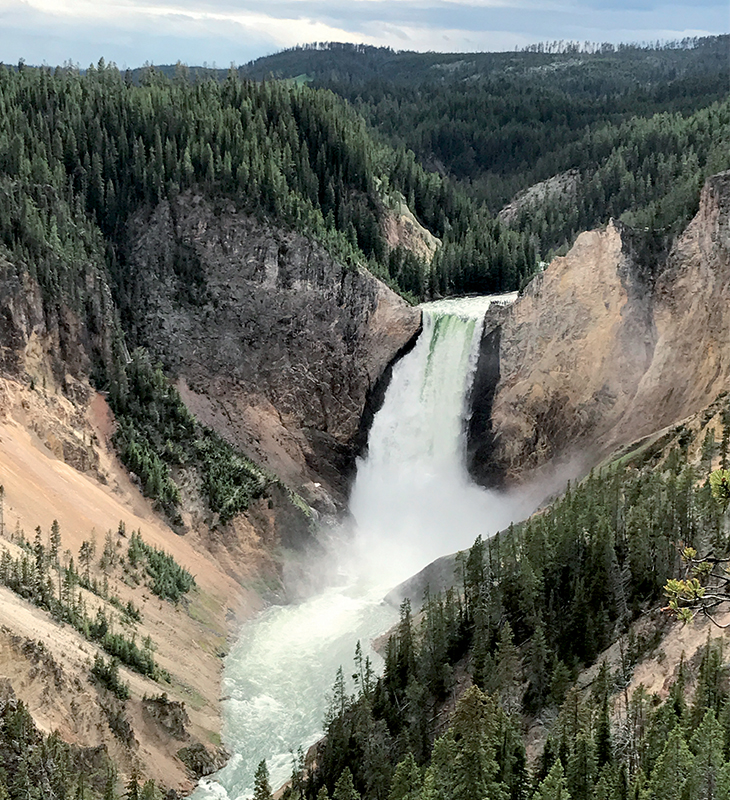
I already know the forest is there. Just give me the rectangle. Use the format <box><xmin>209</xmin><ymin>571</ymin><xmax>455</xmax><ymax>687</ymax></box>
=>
<box><xmin>0</xmin><ymin>58</ymin><xmax>535</xmax><ymax>312</ymax></box>
<box><xmin>244</xmin><ymin>36</ymin><xmax>730</xmax><ymax>264</ymax></box>
<box><xmin>2</xmin><ymin>40</ymin><xmax>729</xmax><ymax>311</ymax></box>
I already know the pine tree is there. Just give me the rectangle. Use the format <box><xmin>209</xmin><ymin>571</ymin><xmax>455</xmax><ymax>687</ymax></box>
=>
<box><xmin>596</xmin><ymin>696</ymin><xmax>612</xmax><ymax>768</ymax></box>
<box><xmin>525</xmin><ymin>624</ymin><xmax>550</xmax><ymax>712</ymax></box>
<box><xmin>124</xmin><ymin>766</ymin><xmax>140</xmax><ymax>800</ymax></box>
<box><xmin>103</xmin><ymin>766</ymin><xmax>117</xmax><ymax>800</ymax></box>
<box><xmin>494</xmin><ymin>621</ymin><xmax>522</xmax><ymax>714</ymax></box>
<box><xmin>534</xmin><ymin>760</ymin><xmax>572</xmax><ymax>800</ymax></box>
<box><xmin>253</xmin><ymin>760</ymin><xmax>273</xmax><ymax>800</ymax></box>
<box><xmin>333</xmin><ymin>768</ymin><xmax>360</xmax><ymax>800</ymax></box>
<box><xmin>49</xmin><ymin>519</ymin><xmax>61</xmax><ymax>565</ymax></box>
<box><xmin>288</xmin><ymin>748</ymin><xmax>306</xmax><ymax>800</ymax></box>
<box><xmin>717</xmin><ymin>763</ymin><xmax>730</xmax><ymax>800</ymax></box>
<box><xmin>549</xmin><ymin>662</ymin><xmax>572</xmax><ymax>707</ymax></box>
<box><xmin>422</xmin><ymin>734</ymin><xmax>457</xmax><ymax>800</ymax></box>
<box><xmin>566</xmin><ymin>732</ymin><xmax>595</xmax><ymax>800</ymax></box>
<box><xmin>140</xmin><ymin>780</ymin><xmax>158</xmax><ymax>800</ymax></box>
<box><xmin>647</xmin><ymin>726</ymin><xmax>693</xmax><ymax>800</ymax></box>
<box><xmin>450</xmin><ymin>686</ymin><xmax>506</xmax><ymax>800</ymax></box>
<box><xmin>692</xmin><ymin>637</ymin><xmax>728</xmax><ymax>726</ymax></box>
<box><xmin>689</xmin><ymin>711</ymin><xmax>725</xmax><ymax>800</ymax></box>
<box><xmin>388</xmin><ymin>753</ymin><xmax>421</xmax><ymax>800</ymax></box>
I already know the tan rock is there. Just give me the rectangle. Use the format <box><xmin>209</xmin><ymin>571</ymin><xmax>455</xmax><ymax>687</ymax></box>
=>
<box><xmin>470</xmin><ymin>170</ymin><xmax>730</xmax><ymax>485</ymax></box>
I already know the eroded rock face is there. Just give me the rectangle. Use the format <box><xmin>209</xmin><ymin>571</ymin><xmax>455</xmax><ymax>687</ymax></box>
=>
<box><xmin>617</xmin><ymin>171</ymin><xmax>730</xmax><ymax>445</ymax></box>
<box><xmin>469</xmin><ymin>171</ymin><xmax>730</xmax><ymax>485</ymax></box>
<box><xmin>123</xmin><ymin>194</ymin><xmax>422</xmax><ymax>504</ymax></box>
<box><xmin>0</xmin><ymin>257</ymin><xmax>114</xmax><ymax>393</ymax></box>
<box><xmin>0</xmin><ymin>257</ymin><xmax>114</xmax><ymax>475</ymax></box>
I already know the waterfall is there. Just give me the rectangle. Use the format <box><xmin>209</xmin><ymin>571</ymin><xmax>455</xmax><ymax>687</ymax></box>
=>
<box><xmin>194</xmin><ymin>293</ymin><xmax>520</xmax><ymax>800</ymax></box>
<box><xmin>348</xmin><ymin>294</ymin><xmax>516</xmax><ymax>586</ymax></box>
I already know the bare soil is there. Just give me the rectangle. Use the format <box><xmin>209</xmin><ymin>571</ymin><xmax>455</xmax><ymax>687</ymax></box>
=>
<box><xmin>0</xmin><ymin>377</ymin><xmax>266</xmax><ymax>793</ymax></box>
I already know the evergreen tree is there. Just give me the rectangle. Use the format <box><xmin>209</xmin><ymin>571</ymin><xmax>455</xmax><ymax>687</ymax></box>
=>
<box><xmin>595</xmin><ymin>697</ymin><xmax>612</xmax><ymax>769</ymax></box>
<box><xmin>124</xmin><ymin>766</ymin><xmax>140</xmax><ymax>800</ymax></box>
<box><xmin>689</xmin><ymin>711</ymin><xmax>726</xmax><ymax>800</ymax></box>
<box><xmin>253</xmin><ymin>760</ymin><xmax>273</xmax><ymax>800</ymax></box>
<box><xmin>534</xmin><ymin>761</ymin><xmax>572</xmax><ymax>800</ymax></box>
<box><xmin>422</xmin><ymin>734</ymin><xmax>457</xmax><ymax>800</ymax></box>
<box><xmin>333</xmin><ymin>768</ymin><xmax>360</xmax><ymax>800</ymax></box>
<box><xmin>647</xmin><ymin>726</ymin><xmax>693</xmax><ymax>800</ymax></box>
<box><xmin>493</xmin><ymin>621</ymin><xmax>522</xmax><ymax>714</ymax></box>
<box><xmin>450</xmin><ymin>686</ymin><xmax>506</xmax><ymax>800</ymax></box>
<box><xmin>388</xmin><ymin>753</ymin><xmax>421</xmax><ymax>800</ymax></box>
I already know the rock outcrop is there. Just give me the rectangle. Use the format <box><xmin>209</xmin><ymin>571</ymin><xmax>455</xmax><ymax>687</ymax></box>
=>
<box><xmin>0</xmin><ymin>255</ymin><xmax>120</xmax><ymax>477</ymax></box>
<box><xmin>469</xmin><ymin>170</ymin><xmax>730</xmax><ymax>485</ymax></box>
<box><xmin>0</xmin><ymin>255</ymin><xmax>116</xmax><ymax>396</ymax></box>
<box><xmin>498</xmin><ymin>168</ymin><xmax>580</xmax><ymax>226</ymax></box>
<box><xmin>123</xmin><ymin>193</ymin><xmax>422</xmax><ymax>506</ymax></box>
<box><xmin>381</xmin><ymin>191</ymin><xmax>441</xmax><ymax>262</ymax></box>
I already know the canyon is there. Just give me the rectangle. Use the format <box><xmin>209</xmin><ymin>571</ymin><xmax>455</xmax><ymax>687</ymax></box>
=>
<box><xmin>0</xmin><ymin>169</ymin><xmax>728</xmax><ymax>794</ymax></box>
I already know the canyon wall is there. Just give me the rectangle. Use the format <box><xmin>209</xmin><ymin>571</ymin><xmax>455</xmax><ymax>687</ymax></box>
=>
<box><xmin>0</xmin><ymin>197</ymin><xmax>421</xmax><ymax>791</ymax></box>
<box><xmin>122</xmin><ymin>193</ymin><xmax>421</xmax><ymax>509</ymax></box>
<box><xmin>469</xmin><ymin>170</ymin><xmax>730</xmax><ymax>486</ymax></box>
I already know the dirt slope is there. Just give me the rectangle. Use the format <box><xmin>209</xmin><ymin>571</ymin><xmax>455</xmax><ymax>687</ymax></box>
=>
<box><xmin>0</xmin><ymin>376</ymin><xmax>267</xmax><ymax>793</ymax></box>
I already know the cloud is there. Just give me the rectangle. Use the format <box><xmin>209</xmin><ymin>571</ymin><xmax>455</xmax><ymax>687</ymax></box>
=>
<box><xmin>0</xmin><ymin>0</ymin><xmax>726</xmax><ymax>68</ymax></box>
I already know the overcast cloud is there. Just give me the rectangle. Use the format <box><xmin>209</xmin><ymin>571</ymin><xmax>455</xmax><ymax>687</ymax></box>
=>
<box><xmin>0</xmin><ymin>0</ymin><xmax>725</xmax><ymax>68</ymax></box>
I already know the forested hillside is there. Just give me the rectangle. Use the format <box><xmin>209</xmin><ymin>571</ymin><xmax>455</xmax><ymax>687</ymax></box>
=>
<box><xmin>0</xmin><ymin>61</ymin><xmax>537</xmax><ymax>310</ymax></box>
<box><xmin>272</xmin><ymin>399</ymin><xmax>730</xmax><ymax>800</ymax></box>
<box><xmin>3</xmin><ymin>44</ymin><xmax>729</xmax><ymax>306</ymax></box>
<box><xmin>245</xmin><ymin>37</ymin><xmax>730</xmax><ymax>263</ymax></box>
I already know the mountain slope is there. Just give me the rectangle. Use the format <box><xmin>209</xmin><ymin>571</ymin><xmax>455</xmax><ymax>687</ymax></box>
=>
<box><xmin>0</xmin><ymin>374</ymin><xmax>254</xmax><ymax>792</ymax></box>
<box><xmin>243</xmin><ymin>37</ymin><xmax>730</xmax><ymax>254</ymax></box>
<box><xmin>122</xmin><ymin>192</ymin><xmax>420</xmax><ymax>507</ymax></box>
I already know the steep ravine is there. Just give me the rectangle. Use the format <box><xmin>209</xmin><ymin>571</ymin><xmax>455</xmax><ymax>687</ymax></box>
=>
<box><xmin>468</xmin><ymin>170</ymin><xmax>730</xmax><ymax>487</ymax></box>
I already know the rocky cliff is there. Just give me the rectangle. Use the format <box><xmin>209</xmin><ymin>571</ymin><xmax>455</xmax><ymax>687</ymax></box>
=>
<box><xmin>121</xmin><ymin>193</ymin><xmax>422</xmax><ymax>509</ymax></box>
<box><xmin>0</xmin><ymin>254</ymin><xmax>117</xmax><ymax>398</ymax></box>
<box><xmin>468</xmin><ymin>170</ymin><xmax>730</xmax><ymax>486</ymax></box>
<box><xmin>0</xmin><ymin>253</ymin><xmax>122</xmax><ymax>476</ymax></box>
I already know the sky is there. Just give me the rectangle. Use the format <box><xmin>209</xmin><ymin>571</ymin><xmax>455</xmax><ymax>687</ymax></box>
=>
<box><xmin>0</xmin><ymin>0</ymin><xmax>726</xmax><ymax>69</ymax></box>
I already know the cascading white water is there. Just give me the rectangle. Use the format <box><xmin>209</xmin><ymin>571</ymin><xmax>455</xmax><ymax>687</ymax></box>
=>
<box><xmin>347</xmin><ymin>294</ymin><xmax>517</xmax><ymax>586</ymax></box>
<box><xmin>194</xmin><ymin>587</ymin><xmax>397</xmax><ymax>800</ymax></box>
<box><xmin>193</xmin><ymin>293</ymin><xmax>522</xmax><ymax>800</ymax></box>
